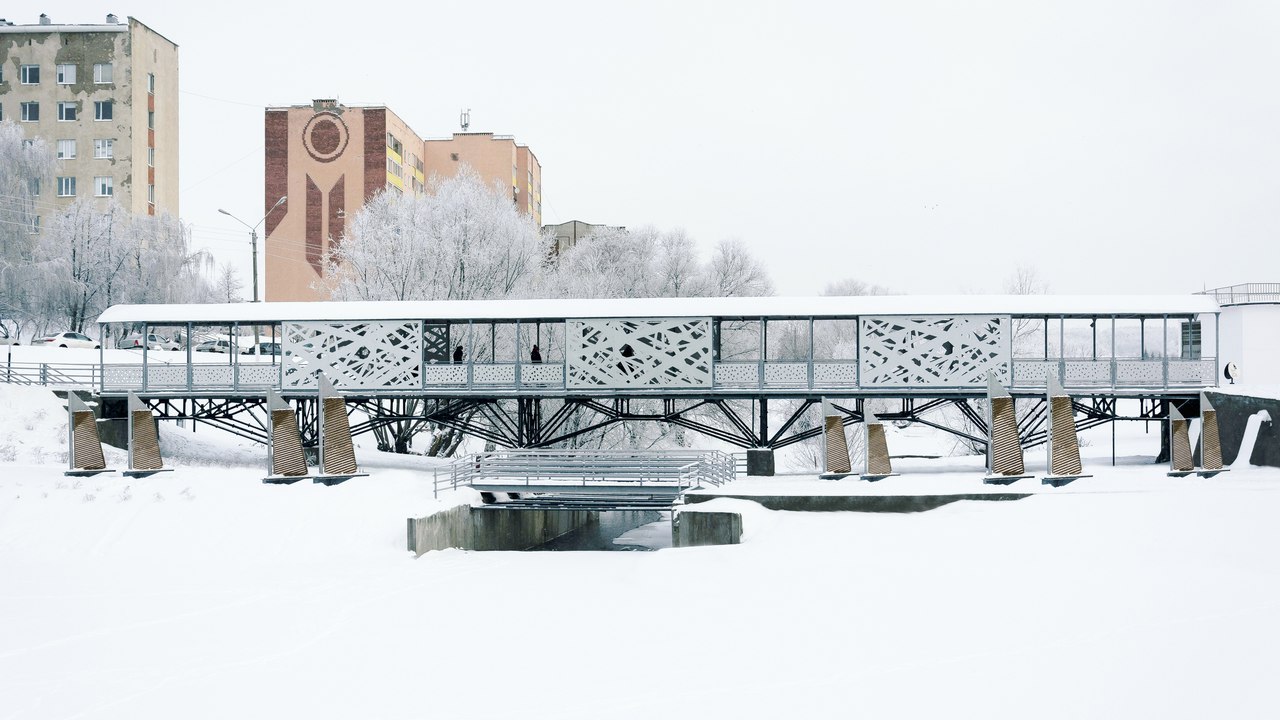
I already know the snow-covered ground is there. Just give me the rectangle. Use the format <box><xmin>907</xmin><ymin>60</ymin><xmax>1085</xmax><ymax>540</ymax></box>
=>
<box><xmin>2</xmin><ymin>384</ymin><xmax>1279</xmax><ymax>719</ymax></box>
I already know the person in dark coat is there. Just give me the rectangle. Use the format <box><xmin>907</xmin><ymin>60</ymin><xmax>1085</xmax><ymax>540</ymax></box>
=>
<box><xmin>530</xmin><ymin>345</ymin><xmax>542</xmax><ymax>363</ymax></box>
<box><xmin>453</xmin><ymin>345</ymin><xmax>464</xmax><ymax>363</ymax></box>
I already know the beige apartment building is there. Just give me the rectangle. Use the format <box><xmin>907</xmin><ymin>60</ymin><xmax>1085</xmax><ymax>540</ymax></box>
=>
<box><xmin>264</xmin><ymin>100</ymin><xmax>542</xmax><ymax>301</ymax></box>
<box><xmin>0</xmin><ymin>14</ymin><xmax>179</xmax><ymax>228</ymax></box>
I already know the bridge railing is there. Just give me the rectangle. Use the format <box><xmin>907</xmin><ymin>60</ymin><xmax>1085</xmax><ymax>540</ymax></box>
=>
<box><xmin>432</xmin><ymin>448</ymin><xmax>737</xmax><ymax>498</ymax></box>
<box><xmin>14</xmin><ymin>356</ymin><xmax>1218</xmax><ymax>395</ymax></box>
<box><xmin>1201</xmin><ymin>283</ymin><xmax>1280</xmax><ymax>306</ymax></box>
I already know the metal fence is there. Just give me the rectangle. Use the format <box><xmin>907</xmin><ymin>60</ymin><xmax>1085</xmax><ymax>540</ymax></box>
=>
<box><xmin>1201</xmin><ymin>283</ymin><xmax>1280</xmax><ymax>306</ymax></box>
<box><xmin>433</xmin><ymin>448</ymin><xmax>737</xmax><ymax>498</ymax></box>
<box><xmin>0</xmin><ymin>361</ymin><xmax>101</xmax><ymax>388</ymax></box>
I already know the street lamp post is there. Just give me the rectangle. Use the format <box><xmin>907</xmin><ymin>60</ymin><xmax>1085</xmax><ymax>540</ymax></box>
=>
<box><xmin>218</xmin><ymin>196</ymin><xmax>287</xmax><ymax>349</ymax></box>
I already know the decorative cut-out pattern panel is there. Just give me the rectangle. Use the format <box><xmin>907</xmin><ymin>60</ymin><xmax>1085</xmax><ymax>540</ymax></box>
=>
<box><xmin>1064</xmin><ymin>361</ymin><xmax>1111</xmax><ymax>385</ymax></box>
<box><xmin>1115</xmin><ymin>360</ymin><xmax>1163</xmax><ymax>385</ymax></box>
<box><xmin>1167</xmin><ymin>359</ymin><xmax>1215</xmax><ymax>385</ymax></box>
<box><xmin>860</xmin><ymin>316</ymin><xmax>1009</xmax><ymax>388</ymax></box>
<box><xmin>146</xmin><ymin>365</ymin><xmax>189</xmax><ymax>388</ymax></box>
<box><xmin>567</xmin><ymin>318</ymin><xmax>712</xmax><ymax>389</ymax></box>
<box><xmin>764</xmin><ymin>363</ymin><xmax>808</xmax><ymax>386</ymax></box>
<box><xmin>190</xmin><ymin>365</ymin><xmax>233</xmax><ymax>387</ymax></box>
<box><xmin>423</xmin><ymin>365</ymin><xmax>468</xmax><ymax>385</ymax></box>
<box><xmin>814</xmin><ymin>362</ymin><xmax>857</xmax><ymax>386</ymax></box>
<box><xmin>714</xmin><ymin>363</ymin><xmax>759</xmax><ymax>387</ymax></box>
<box><xmin>520</xmin><ymin>364</ymin><xmax>564</xmax><ymax>385</ymax></box>
<box><xmin>104</xmin><ymin>365</ymin><xmax>144</xmax><ymax>389</ymax></box>
<box><xmin>283</xmin><ymin>321</ymin><xmax>422</xmax><ymax>390</ymax></box>
<box><xmin>238</xmin><ymin>364</ymin><xmax>281</xmax><ymax>388</ymax></box>
<box><xmin>1012</xmin><ymin>361</ymin><xmax>1057</xmax><ymax>386</ymax></box>
<box><xmin>473</xmin><ymin>364</ymin><xmax>516</xmax><ymax>384</ymax></box>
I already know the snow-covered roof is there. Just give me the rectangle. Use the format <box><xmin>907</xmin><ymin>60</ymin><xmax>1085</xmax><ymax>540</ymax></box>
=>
<box><xmin>96</xmin><ymin>295</ymin><xmax>1220</xmax><ymax>325</ymax></box>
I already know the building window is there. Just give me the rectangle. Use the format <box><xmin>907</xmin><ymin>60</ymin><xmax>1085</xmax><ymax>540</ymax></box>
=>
<box><xmin>57</xmin><ymin>177</ymin><xmax>77</xmax><ymax>197</ymax></box>
<box><xmin>386</xmin><ymin>157</ymin><xmax>402</xmax><ymax>177</ymax></box>
<box><xmin>57</xmin><ymin>101</ymin><xmax>78</xmax><ymax>121</ymax></box>
<box><xmin>147</xmin><ymin>184</ymin><xmax>155</xmax><ymax>204</ymax></box>
<box><xmin>94</xmin><ymin>176</ymin><xmax>113</xmax><ymax>197</ymax></box>
<box><xmin>29</xmin><ymin>178</ymin><xmax>40</xmax><ymax>196</ymax></box>
<box><xmin>147</xmin><ymin>111</ymin><xmax>154</xmax><ymax>130</ymax></box>
<box><xmin>0</xmin><ymin>103</ymin><xmax>4</xmax><ymax>122</ymax></box>
<box><xmin>386</xmin><ymin>133</ymin><xmax>403</xmax><ymax>156</ymax></box>
<box><xmin>20</xmin><ymin>102</ymin><xmax>39</xmax><ymax>122</ymax></box>
<box><xmin>57</xmin><ymin>139</ymin><xmax>76</xmax><ymax>159</ymax></box>
<box><xmin>147</xmin><ymin>73</ymin><xmax>155</xmax><ymax>93</ymax></box>
<box><xmin>20</xmin><ymin>65</ymin><xmax>40</xmax><ymax>84</ymax></box>
<box><xmin>28</xmin><ymin>215</ymin><xmax>40</xmax><ymax>234</ymax></box>
<box><xmin>94</xmin><ymin>139</ymin><xmax>114</xmax><ymax>159</ymax></box>
<box><xmin>56</xmin><ymin>63</ymin><xmax>76</xmax><ymax>84</ymax></box>
<box><xmin>94</xmin><ymin>101</ymin><xmax>113</xmax><ymax>121</ymax></box>
<box><xmin>147</xmin><ymin>147</ymin><xmax>154</xmax><ymax>167</ymax></box>
<box><xmin>93</xmin><ymin>63</ymin><xmax>113</xmax><ymax>84</ymax></box>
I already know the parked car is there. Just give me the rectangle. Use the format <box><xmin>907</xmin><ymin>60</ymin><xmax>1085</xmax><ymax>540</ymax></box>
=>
<box><xmin>241</xmin><ymin>341</ymin><xmax>281</xmax><ymax>356</ymax></box>
<box><xmin>38</xmin><ymin>332</ymin><xmax>100</xmax><ymax>349</ymax></box>
<box><xmin>194</xmin><ymin>339</ymin><xmax>233</xmax><ymax>353</ymax></box>
<box><xmin>121</xmin><ymin>333</ymin><xmax>180</xmax><ymax>351</ymax></box>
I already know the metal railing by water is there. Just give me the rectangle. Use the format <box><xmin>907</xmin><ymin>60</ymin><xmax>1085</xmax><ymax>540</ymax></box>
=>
<box><xmin>432</xmin><ymin>448</ymin><xmax>737</xmax><ymax>499</ymax></box>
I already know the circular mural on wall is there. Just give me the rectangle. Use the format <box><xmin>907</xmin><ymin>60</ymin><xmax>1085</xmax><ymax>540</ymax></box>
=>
<box><xmin>302</xmin><ymin>112</ymin><xmax>349</xmax><ymax>163</ymax></box>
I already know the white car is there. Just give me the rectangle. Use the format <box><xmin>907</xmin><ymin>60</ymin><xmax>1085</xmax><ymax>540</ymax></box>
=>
<box><xmin>38</xmin><ymin>332</ymin><xmax>101</xmax><ymax>349</ymax></box>
<box><xmin>122</xmin><ymin>333</ymin><xmax>180</xmax><ymax>351</ymax></box>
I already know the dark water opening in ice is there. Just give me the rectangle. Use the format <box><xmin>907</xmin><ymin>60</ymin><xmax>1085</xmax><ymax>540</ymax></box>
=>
<box><xmin>529</xmin><ymin>510</ymin><xmax>671</xmax><ymax>551</ymax></box>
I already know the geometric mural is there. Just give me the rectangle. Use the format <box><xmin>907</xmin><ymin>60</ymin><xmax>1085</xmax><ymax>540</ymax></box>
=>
<box><xmin>282</xmin><ymin>321</ymin><xmax>422</xmax><ymax>390</ymax></box>
<box><xmin>566</xmin><ymin>318</ymin><xmax>712</xmax><ymax>389</ymax></box>
<box><xmin>860</xmin><ymin>316</ymin><xmax>1009</xmax><ymax>388</ymax></box>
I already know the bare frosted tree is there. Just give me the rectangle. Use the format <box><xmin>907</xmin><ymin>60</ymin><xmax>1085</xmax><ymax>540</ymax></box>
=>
<box><xmin>706</xmin><ymin>238</ymin><xmax>773</xmax><ymax>297</ymax></box>
<box><xmin>215</xmin><ymin>264</ymin><xmax>245</xmax><ymax>303</ymax></box>
<box><xmin>0</xmin><ymin>120</ymin><xmax>57</xmax><ymax>339</ymax></box>
<box><xmin>322</xmin><ymin>166</ymin><xmax>542</xmax><ymax>302</ymax></box>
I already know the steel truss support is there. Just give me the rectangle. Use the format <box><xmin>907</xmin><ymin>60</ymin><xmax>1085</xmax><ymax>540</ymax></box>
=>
<box><xmin>136</xmin><ymin>391</ymin><xmax>1204</xmax><ymax>457</ymax></box>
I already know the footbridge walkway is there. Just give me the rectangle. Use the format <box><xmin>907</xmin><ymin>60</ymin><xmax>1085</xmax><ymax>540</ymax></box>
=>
<box><xmin>433</xmin><ymin>449</ymin><xmax>736</xmax><ymax>509</ymax></box>
<box><xmin>83</xmin><ymin>293</ymin><xmax>1221</xmax><ymax>453</ymax></box>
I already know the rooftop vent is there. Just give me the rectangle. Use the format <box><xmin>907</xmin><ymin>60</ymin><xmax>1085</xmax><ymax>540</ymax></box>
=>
<box><xmin>39</xmin><ymin>13</ymin><xmax>51</xmax><ymax>25</ymax></box>
<box><xmin>106</xmin><ymin>13</ymin><xmax>119</xmax><ymax>24</ymax></box>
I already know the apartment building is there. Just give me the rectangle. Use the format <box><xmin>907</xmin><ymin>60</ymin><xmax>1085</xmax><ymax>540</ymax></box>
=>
<box><xmin>0</xmin><ymin>14</ymin><xmax>179</xmax><ymax>227</ymax></box>
<box><xmin>263</xmin><ymin>100</ymin><xmax>542</xmax><ymax>301</ymax></box>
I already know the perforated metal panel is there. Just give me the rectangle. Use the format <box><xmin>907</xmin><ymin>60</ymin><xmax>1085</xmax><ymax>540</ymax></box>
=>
<box><xmin>861</xmin><ymin>316</ymin><xmax>1009</xmax><ymax>388</ymax></box>
<box><xmin>566</xmin><ymin>318</ymin><xmax>712</xmax><ymax>389</ymax></box>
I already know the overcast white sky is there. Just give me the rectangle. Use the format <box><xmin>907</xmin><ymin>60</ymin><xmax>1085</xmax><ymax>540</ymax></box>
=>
<box><xmin>38</xmin><ymin>1</ymin><xmax>1280</xmax><ymax>297</ymax></box>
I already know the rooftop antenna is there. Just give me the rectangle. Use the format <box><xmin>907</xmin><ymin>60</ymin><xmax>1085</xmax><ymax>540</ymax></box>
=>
<box><xmin>460</xmin><ymin>108</ymin><xmax>471</xmax><ymax>132</ymax></box>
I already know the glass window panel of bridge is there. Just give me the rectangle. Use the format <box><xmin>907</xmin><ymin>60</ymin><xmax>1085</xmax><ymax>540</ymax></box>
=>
<box><xmin>466</xmin><ymin>322</ymin><xmax>518</xmax><ymax>363</ymax></box>
<box><xmin>764</xmin><ymin>320</ymin><xmax>809</xmax><ymax>362</ymax></box>
<box><xmin>1141</xmin><ymin>318</ymin><xmax>1169</xmax><ymax>360</ymax></box>
<box><xmin>239</xmin><ymin>324</ymin><xmax>282</xmax><ymax>365</ymax></box>
<box><xmin>715</xmin><ymin>319</ymin><xmax>760</xmax><ymax>362</ymax></box>
<box><xmin>1060</xmin><ymin>318</ymin><xmax>1108</xmax><ymax>359</ymax></box>
<box><xmin>1113</xmin><ymin>318</ymin><xmax>1142</xmax><ymax>359</ymax></box>
<box><xmin>1010</xmin><ymin>318</ymin><xmax>1046</xmax><ymax>358</ymax></box>
<box><xmin>518</xmin><ymin>321</ymin><xmax>564</xmax><ymax>363</ymax></box>
<box><xmin>811</xmin><ymin>319</ymin><xmax>857</xmax><ymax>360</ymax></box>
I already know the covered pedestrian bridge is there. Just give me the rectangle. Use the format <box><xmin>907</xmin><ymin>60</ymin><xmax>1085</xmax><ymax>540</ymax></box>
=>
<box><xmin>94</xmin><ymin>294</ymin><xmax>1220</xmax><ymax>451</ymax></box>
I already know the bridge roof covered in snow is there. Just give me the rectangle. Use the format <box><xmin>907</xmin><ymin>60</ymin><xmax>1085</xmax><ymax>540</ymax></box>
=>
<box><xmin>97</xmin><ymin>294</ymin><xmax>1219</xmax><ymax>325</ymax></box>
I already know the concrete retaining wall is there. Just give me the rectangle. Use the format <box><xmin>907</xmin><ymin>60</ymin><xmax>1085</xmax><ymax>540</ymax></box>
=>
<box><xmin>407</xmin><ymin>506</ymin><xmax>596</xmax><ymax>555</ymax></box>
<box><xmin>672</xmin><ymin>509</ymin><xmax>742</xmax><ymax>547</ymax></box>
<box><xmin>1204</xmin><ymin>392</ymin><xmax>1280</xmax><ymax>468</ymax></box>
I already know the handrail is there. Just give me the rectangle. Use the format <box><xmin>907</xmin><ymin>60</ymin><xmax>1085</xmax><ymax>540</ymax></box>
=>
<box><xmin>1200</xmin><ymin>283</ymin><xmax>1280</xmax><ymax>306</ymax></box>
<box><xmin>432</xmin><ymin>448</ymin><xmax>736</xmax><ymax>498</ymax></box>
